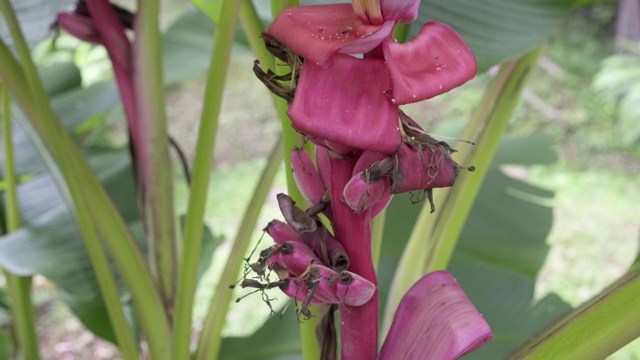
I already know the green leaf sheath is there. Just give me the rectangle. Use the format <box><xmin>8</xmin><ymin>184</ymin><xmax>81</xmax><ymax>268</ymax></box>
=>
<box><xmin>196</xmin><ymin>138</ymin><xmax>283</xmax><ymax>360</ymax></box>
<box><xmin>268</xmin><ymin>1</ymin><xmax>320</xmax><ymax>359</ymax></box>
<box><xmin>173</xmin><ymin>0</ymin><xmax>241</xmax><ymax>358</ymax></box>
<box><xmin>134</xmin><ymin>0</ymin><xmax>179</xmax><ymax>322</ymax></box>
<box><xmin>512</xmin><ymin>269</ymin><xmax>640</xmax><ymax>359</ymax></box>
<box><xmin>424</xmin><ymin>45</ymin><xmax>545</xmax><ymax>273</ymax></box>
<box><xmin>2</xmin><ymin>85</ymin><xmax>40</xmax><ymax>360</ymax></box>
<box><xmin>0</xmin><ymin>3</ymin><xmax>169</xmax><ymax>358</ymax></box>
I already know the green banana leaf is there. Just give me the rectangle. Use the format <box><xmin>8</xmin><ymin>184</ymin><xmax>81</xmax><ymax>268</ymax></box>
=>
<box><xmin>414</xmin><ymin>0</ymin><xmax>575</xmax><ymax>73</ymax></box>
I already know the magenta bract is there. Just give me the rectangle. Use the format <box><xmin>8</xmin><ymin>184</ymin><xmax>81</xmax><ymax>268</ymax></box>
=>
<box><xmin>380</xmin><ymin>271</ymin><xmax>492</xmax><ymax>360</ymax></box>
<box><xmin>384</xmin><ymin>22</ymin><xmax>477</xmax><ymax>105</ymax></box>
<box><xmin>57</xmin><ymin>13</ymin><xmax>102</xmax><ymax>43</ymax></box>
<box><xmin>288</xmin><ymin>54</ymin><xmax>402</xmax><ymax>154</ymax></box>
<box><xmin>268</xmin><ymin>4</ymin><xmax>394</xmax><ymax>67</ymax></box>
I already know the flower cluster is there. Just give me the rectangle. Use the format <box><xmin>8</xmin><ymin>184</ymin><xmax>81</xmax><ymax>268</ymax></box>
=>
<box><xmin>250</xmin><ymin>0</ymin><xmax>493</xmax><ymax>358</ymax></box>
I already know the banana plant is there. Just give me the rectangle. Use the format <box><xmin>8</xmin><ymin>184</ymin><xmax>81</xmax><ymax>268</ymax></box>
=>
<box><xmin>0</xmin><ymin>0</ymin><xmax>638</xmax><ymax>359</ymax></box>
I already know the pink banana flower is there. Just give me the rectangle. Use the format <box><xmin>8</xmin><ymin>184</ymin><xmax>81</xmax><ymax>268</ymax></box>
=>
<box><xmin>266</xmin><ymin>0</ymin><xmax>477</xmax><ymax>154</ymax></box>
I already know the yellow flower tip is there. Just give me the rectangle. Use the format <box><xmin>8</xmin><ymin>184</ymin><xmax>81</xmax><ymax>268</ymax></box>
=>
<box><xmin>352</xmin><ymin>0</ymin><xmax>384</xmax><ymax>25</ymax></box>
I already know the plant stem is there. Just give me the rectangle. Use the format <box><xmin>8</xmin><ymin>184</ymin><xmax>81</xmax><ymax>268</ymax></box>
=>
<box><xmin>512</xmin><ymin>268</ymin><xmax>640</xmax><ymax>359</ymax></box>
<box><xmin>1</xmin><ymin>84</ymin><xmax>40</xmax><ymax>360</ymax></box>
<box><xmin>172</xmin><ymin>0</ymin><xmax>241</xmax><ymax>357</ymax></box>
<box><xmin>329</xmin><ymin>156</ymin><xmax>378</xmax><ymax>360</ymax></box>
<box><xmin>196</xmin><ymin>138</ymin><xmax>283</xmax><ymax>360</ymax></box>
<box><xmin>134</xmin><ymin>0</ymin><xmax>179</xmax><ymax>321</ymax></box>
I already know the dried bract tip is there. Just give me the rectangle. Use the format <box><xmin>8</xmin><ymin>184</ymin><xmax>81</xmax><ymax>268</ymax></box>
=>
<box><xmin>277</xmin><ymin>193</ymin><xmax>318</xmax><ymax>233</ymax></box>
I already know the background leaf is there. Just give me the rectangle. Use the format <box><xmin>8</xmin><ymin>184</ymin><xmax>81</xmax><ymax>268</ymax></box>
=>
<box><xmin>0</xmin><ymin>0</ymin><xmax>75</xmax><ymax>48</ymax></box>
<box><xmin>414</xmin><ymin>0</ymin><xmax>574</xmax><ymax>73</ymax></box>
<box><xmin>220</xmin><ymin>308</ymin><xmax>302</xmax><ymax>360</ymax></box>
<box><xmin>162</xmin><ymin>8</ymin><xmax>216</xmax><ymax>84</ymax></box>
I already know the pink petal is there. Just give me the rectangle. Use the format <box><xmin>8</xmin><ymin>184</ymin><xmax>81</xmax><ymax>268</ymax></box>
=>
<box><xmin>267</xmin><ymin>4</ymin><xmax>394</xmax><ymax>67</ymax></box>
<box><xmin>291</xmin><ymin>149</ymin><xmax>327</xmax><ymax>205</ymax></box>
<box><xmin>288</xmin><ymin>54</ymin><xmax>402</xmax><ymax>154</ymax></box>
<box><xmin>384</xmin><ymin>22</ymin><xmax>477</xmax><ymax>105</ymax></box>
<box><xmin>380</xmin><ymin>271</ymin><xmax>492</xmax><ymax>360</ymax></box>
<box><xmin>381</xmin><ymin>0</ymin><xmax>420</xmax><ymax>23</ymax></box>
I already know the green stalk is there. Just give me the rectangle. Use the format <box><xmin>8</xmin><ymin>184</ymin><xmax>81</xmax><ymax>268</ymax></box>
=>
<box><xmin>423</xmin><ymin>45</ymin><xmax>544</xmax><ymax>273</ymax></box>
<box><xmin>381</xmin><ymin>45</ymin><xmax>545</xmax><ymax>336</ymax></box>
<box><xmin>1</xmin><ymin>84</ymin><xmax>40</xmax><ymax>360</ymax></box>
<box><xmin>62</xmin><ymin>167</ymin><xmax>141</xmax><ymax>360</ymax></box>
<box><xmin>0</xmin><ymin>40</ymin><xmax>143</xmax><ymax>360</ymax></box>
<box><xmin>269</xmin><ymin>1</ymin><xmax>319</xmax><ymax>358</ymax></box>
<box><xmin>134</xmin><ymin>0</ymin><xmax>179</xmax><ymax>321</ymax></box>
<box><xmin>172</xmin><ymin>0</ymin><xmax>241</xmax><ymax>357</ymax></box>
<box><xmin>196</xmin><ymin>138</ymin><xmax>284</xmax><ymax>360</ymax></box>
<box><xmin>371</xmin><ymin>210</ymin><xmax>386</xmax><ymax>270</ymax></box>
<box><xmin>0</xmin><ymin>5</ymin><xmax>170</xmax><ymax>357</ymax></box>
<box><xmin>512</xmin><ymin>268</ymin><xmax>640</xmax><ymax>359</ymax></box>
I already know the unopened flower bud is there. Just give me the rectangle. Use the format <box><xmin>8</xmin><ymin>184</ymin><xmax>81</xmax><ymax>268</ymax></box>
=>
<box><xmin>343</xmin><ymin>172</ymin><xmax>388</xmax><ymax>212</ymax></box>
<box><xmin>390</xmin><ymin>143</ymin><xmax>458</xmax><ymax>194</ymax></box>
<box><xmin>291</xmin><ymin>149</ymin><xmax>327</xmax><ymax>206</ymax></box>
<box><xmin>57</xmin><ymin>13</ymin><xmax>102</xmax><ymax>43</ymax></box>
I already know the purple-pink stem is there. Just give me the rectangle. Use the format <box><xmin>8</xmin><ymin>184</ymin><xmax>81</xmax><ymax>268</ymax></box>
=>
<box><xmin>329</xmin><ymin>155</ymin><xmax>378</xmax><ymax>360</ymax></box>
<box><xmin>86</xmin><ymin>0</ymin><xmax>146</xmax><ymax>179</ymax></box>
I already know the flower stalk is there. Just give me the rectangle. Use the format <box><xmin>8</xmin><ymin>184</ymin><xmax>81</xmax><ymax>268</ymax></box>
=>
<box><xmin>251</xmin><ymin>0</ymin><xmax>493</xmax><ymax>358</ymax></box>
